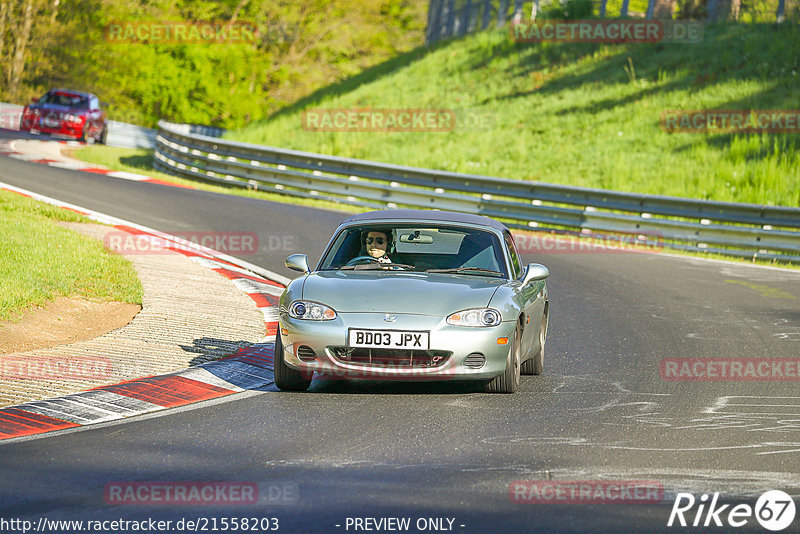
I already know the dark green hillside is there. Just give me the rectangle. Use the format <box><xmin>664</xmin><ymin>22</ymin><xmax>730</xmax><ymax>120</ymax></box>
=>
<box><xmin>229</xmin><ymin>22</ymin><xmax>800</xmax><ymax>206</ymax></box>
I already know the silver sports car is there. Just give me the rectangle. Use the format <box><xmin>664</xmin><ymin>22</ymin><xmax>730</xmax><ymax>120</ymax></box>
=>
<box><xmin>275</xmin><ymin>209</ymin><xmax>550</xmax><ymax>393</ymax></box>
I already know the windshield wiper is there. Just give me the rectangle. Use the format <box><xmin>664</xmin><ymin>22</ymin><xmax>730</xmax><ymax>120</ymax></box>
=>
<box><xmin>426</xmin><ymin>267</ymin><xmax>505</xmax><ymax>277</ymax></box>
<box><xmin>340</xmin><ymin>263</ymin><xmax>415</xmax><ymax>271</ymax></box>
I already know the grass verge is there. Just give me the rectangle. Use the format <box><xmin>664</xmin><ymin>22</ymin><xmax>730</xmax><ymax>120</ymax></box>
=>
<box><xmin>0</xmin><ymin>190</ymin><xmax>144</xmax><ymax>322</ymax></box>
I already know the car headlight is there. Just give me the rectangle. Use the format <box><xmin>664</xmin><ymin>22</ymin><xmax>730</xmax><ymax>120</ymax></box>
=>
<box><xmin>288</xmin><ymin>300</ymin><xmax>337</xmax><ymax>321</ymax></box>
<box><xmin>446</xmin><ymin>308</ymin><xmax>502</xmax><ymax>327</ymax></box>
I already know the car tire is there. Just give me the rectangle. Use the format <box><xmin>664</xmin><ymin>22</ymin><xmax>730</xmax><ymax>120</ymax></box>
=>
<box><xmin>78</xmin><ymin>126</ymin><xmax>88</xmax><ymax>143</ymax></box>
<box><xmin>98</xmin><ymin>125</ymin><xmax>108</xmax><ymax>145</ymax></box>
<box><xmin>522</xmin><ymin>312</ymin><xmax>547</xmax><ymax>375</ymax></box>
<box><xmin>273</xmin><ymin>331</ymin><xmax>312</xmax><ymax>391</ymax></box>
<box><xmin>485</xmin><ymin>322</ymin><xmax>521</xmax><ymax>393</ymax></box>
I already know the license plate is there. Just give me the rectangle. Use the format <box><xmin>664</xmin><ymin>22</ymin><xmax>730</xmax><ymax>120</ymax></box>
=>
<box><xmin>348</xmin><ymin>329</ymin><xmax>429</xmax><ymax>350</ymax></box>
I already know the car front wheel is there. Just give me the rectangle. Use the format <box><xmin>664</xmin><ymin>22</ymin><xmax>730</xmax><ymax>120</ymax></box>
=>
<box><xmin>485</xmin><ymin>323</ymin><xmax>521</xmax><ymax>393</ymax></box>
<box><xmin>522</xmin><ymin>312</ymin><xmax>547</xmax><ymax>375</ymax></box>
<box><xmin>273</xmin><ymin>331</ymin><xmax>312</xmax><ymax>391</ymax></box>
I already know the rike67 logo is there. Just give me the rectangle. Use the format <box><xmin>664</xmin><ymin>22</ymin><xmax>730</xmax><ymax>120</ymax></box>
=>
<box><xmin>668</xmin><ymin>490</ymin><xmax>796</xmax><ymax>531</ymax></box>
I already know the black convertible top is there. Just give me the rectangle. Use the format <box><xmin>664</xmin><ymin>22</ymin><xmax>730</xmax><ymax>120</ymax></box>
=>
<box><xmin>344</xmin><ymin>209</ymin><xmax>509</xmax><ymax>233</ymax></box>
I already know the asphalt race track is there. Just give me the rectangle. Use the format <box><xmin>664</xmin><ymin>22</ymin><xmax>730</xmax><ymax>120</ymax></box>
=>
<box><xmin>1</xmin><ymin>130</ymin><xmax>799</xmax><ymax>533</ymax></box>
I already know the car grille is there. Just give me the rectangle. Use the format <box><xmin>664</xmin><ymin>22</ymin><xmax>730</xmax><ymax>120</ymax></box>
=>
<box><xmin>329</xmin><ymin>347</ymin><xmax>451</xmax><ymax>368</ymax></box>
<box><xmin>463</xmin><ymin>353</ymin><xmax>486</xmax><ymax>369</ymax></box>
<box><xmin>296</xmin><ymin>345</ymin><xmax>318</xmax><ymax>362</ymax></box>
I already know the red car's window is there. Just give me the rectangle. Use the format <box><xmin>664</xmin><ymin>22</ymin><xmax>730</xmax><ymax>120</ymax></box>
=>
<box><xmin>39</xmin><ymin>92</ymin><xmax>90</xmax><ymax>109</ymax></box>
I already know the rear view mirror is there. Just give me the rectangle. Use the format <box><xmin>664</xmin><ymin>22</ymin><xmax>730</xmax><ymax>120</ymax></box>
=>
<box><xmin>522</xmin><ymin>263</ymin><xmax>549</xmax><ymax>285</ymax></box>
<box><xmin>285</xmin><ymin>254</ymin><xmax>310</xmax><ymax>274</ymax></box>
<box><xmin>399</xmin><ymin>232</ymin><xmax>433</xmax><ymax>244</ymax></box>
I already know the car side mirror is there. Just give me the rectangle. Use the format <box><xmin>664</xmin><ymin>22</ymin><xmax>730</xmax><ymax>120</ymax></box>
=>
<box><xmin>285</xmin><ymin>254</ymin><xmax>310</xmax><ymax>274</ymax></box>
<box><xmin>522</xmin><ymin>263</ymin><xmax>549</xmax><ymax>285</ymax></box>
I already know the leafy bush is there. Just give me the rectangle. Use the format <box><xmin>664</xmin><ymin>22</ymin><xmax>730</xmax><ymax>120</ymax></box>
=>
<box><xmin>562</xmin><ymin>0</ymin><xmax>595</xmax><ymax>19</ymax></box>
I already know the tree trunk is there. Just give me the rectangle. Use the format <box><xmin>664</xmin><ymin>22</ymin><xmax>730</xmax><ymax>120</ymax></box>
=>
<box><xmin>0</xmin><ymin>2</ymin><xmax>9</xmax><ymax>66</ymax></box>
<box><xmin>9</xmin><ymin>0</ymin><xmax>35</xmax><ymax>99</ymax></box>
<box><xmin>708</xmin><ymin>0</ymin><xmax>740</xmax><ymax>21</ymax></box>
<box><xmin>49</xmin><ymin>0</ymin><xmax>59</xmax><ymax>25</ymax></box>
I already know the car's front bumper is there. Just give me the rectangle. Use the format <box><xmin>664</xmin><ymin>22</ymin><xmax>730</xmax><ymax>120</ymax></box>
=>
<box><xmin>37</xmin><ymin>123</ymin><xmax>84</xmax><ymax>139</ymax></box>
<box><xmin>279</xmin><ymin>312</ymin><xmax>515</xmax><ymax>381</ymax></box>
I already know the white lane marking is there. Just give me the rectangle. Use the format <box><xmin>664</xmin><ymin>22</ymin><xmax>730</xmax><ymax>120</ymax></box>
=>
<box><xmin>175</xmin><ymin>367</ymin><xmax>244</xmax><ymax>392</ymax></box>
<box><xmin>261</xmin><ymin>308</ymin><xmax>280</xmax><ymax>322</ymax></box>
<box><xmin>7</xmin><ymin>153</ymin><xmax>44</xmax><ymax>161</ymax></box>
<box><xmin>16</xmin><ymin>391</ymin><xmax>162</xmax><ymax>424</ymax></box>
<box><xmin>106</xmin><ymin>170</ymin><xmax>150</xmax><ymax>181</ymax></box>
<box><xmin>47</xmin><ymin>161</ymin><xmax>92</xmax><ymax>170</ymax></box>
<box><xmin>65</xmin><ymin>390</ymin><xmax>164</xmax><ymax>415</ymax></box>
<box><xmin>232</xmin><ymin>278</ymin><xmax>284</xmax><ymax>297</ymax></box>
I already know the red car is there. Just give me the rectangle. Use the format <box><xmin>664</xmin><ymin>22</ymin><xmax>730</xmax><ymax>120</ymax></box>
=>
<box><xmin>19</xmin><ymin>89</ymin><xmax>108</xmax><ymax>143</ymax></box>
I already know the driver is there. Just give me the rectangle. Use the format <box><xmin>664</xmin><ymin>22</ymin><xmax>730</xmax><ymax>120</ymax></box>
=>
<box><xmin>363</xmin><ymin>229</ymin><xmax>393</xmax><ymax>264</ymax></box>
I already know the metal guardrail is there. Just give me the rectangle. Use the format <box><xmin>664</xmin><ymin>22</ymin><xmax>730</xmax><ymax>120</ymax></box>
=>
<box><xmin>105</xmin><ymin>120</ymin><xmax>158</xmax><ymax>149</ymax></box>
<box><xmin>105</xmin><ymin>122</ymin><xmax>224</xmax><ymax>149</ymax></box>
<box><xmin>155</xmin><ymin>120</ymin><xmax>800</xmax><ymax>263</ymax></box>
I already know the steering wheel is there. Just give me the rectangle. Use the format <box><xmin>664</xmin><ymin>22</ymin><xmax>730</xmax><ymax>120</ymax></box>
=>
<box><xmin>345</xmin><ymin>255</ymin><xmax>381</xmax><ymax>267</ymax></box>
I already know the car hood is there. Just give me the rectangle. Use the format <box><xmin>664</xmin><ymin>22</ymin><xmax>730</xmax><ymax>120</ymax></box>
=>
<box><xmin>302</xmin><ymin>271</ymin><xmax>504</xmax><ymax>315</ymax></box>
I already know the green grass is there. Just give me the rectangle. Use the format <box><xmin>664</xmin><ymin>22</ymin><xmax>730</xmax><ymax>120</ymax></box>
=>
<box><xmin>70</xmin><ymin>145</ymin><xmax>366</xmax><ymax>214</ymax></box>
<box><xmin>0</xmin><ymin>190</ymin><xmax>143</xmax><ymax>322</ymax></box>
<box><xmin>226</xmin><ymin>22</ymin><xmax>800</xmax><ymax>208</ymax></box>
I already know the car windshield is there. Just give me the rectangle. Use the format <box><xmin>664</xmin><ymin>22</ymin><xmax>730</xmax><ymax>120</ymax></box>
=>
<box><xmin>38</xmin><ymin>92</ymin><xmax>89</xmax><ymax>109</ymax></box>
<box><xmin>318</xmin><ymin>224</ymin><xmax>508</xmax><ymax>277</ymax></box>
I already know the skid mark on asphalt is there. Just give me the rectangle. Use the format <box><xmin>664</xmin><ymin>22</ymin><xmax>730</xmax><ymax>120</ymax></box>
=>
<box><xmin>487</xmin><ymin>375</ymin><xmax>800</xmax><ymax>457</ymax></box>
